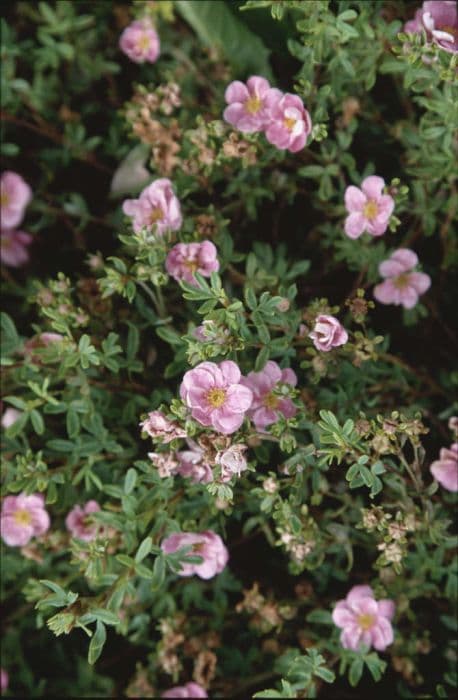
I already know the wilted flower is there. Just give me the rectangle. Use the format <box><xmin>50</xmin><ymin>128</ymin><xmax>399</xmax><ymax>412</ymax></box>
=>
<box><xmin>165</xmin><ymin>241</ymin><xmax>219</xmax><ymax>286</ymax></box>
<box><xmin>430</xmin><ymin>443</ymin><xmax>458</xmax><ymax>492</ymax></box>
<box><xmin>344</xmin><ymin>176</ymin><xmax>394</xmax><ymax>239</ymax></box>
<box><xmin>309</xmin><ymin>314</ymin><xmax>348</xmax><ymax>352</ymax></box>
<box><xmin>65</xmin><ymin>501</ymin><xmax>101</xmax><ymax>541</ymax></box>
<box><xmin>161</xmin><ymin>531</ymin><xmax>229</xmax><ymax>579</ymax></box>
<box><xmin>180</xmin><ymin>361</ymin><xmax>253</xmax><ymax>435</ymax></box>
<box><xmin>0</xmin><ymin>229</ymin><xmax>32</xmax><ymax>267</ymax></box>
<box><xmin>223</xmin><ymin>76</ymin><xmax>272</xmax><ymax>133</ymax></box>
<box><xmin>1</xmin><ymin>493</ymin><xmax>50</xmax><ymax>547</ymax></box>
<box><xmin>373</xmin><ymin>249</ymin><xmax>431</xmax><ymax>309</ymax></box>
<box><xmin>404</xmin><ymin>1</ymin><xmax>458</xmax><ymax>54</ymax></box>
<box><xmin>0</xmin><ymin>171</ymin><xmax>32</xmax><ymax>228</ymax></box>
<box><xmin>148</xmin><ymin>451</ymin><xmax>180</xmax><ymax>479</ymax></box>
<box><xmin>264</xmin><ymin>90</ymin><xmax>312</xmax><ymax>153</ymax></box>
<box><xmin>241</xmin><ymin>360</ymin><xmax>297</xmax><ymax>430</ymax></box>
<box><xmin>140</xmin><ymin>410</ymin><xmax>186</xmax><ymax>443</ymax></box>
<box><xmin>176</xmin><ymin>442</ymin><xmax>213</xmax><ymax>484</ymax></box>
<box><xmin>119</xmin><ymin>18</ymin><xmax>160</xmax><ymax>63</ymax></box>
<box><xmin>263</xmin><ymin>477</ymin><xmax>278</xmax><ymax>494</ymax></box>
<box><xmin>332</xmin><ymin>585</ymin><xmax>395</xmax><ymax>651</ymax></box>
<box><xmin>162</xmin><ymin>682</ymin><xmax>207</xmax><ymax>698</ymax></box>
<box><xmin>123</xmin><ymin>178</ymin><xmax>182</xmax><ymax>235</ymax></box>
<box><xmin>215</xmin><ymin>443</ymin><xmax>248</xmax><ymax>481</ymax></box>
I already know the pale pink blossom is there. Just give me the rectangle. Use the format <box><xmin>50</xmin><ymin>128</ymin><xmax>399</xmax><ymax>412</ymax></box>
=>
<box><xmin>140</xmin><ymin>410</ymin><xmax>186</xmax><ymax>443</ymax></box>
<box><xmin>176</xmin><ymin>442</ymin><xmax>213</xmax><ymax>484</ymax></box>
<box><xmin>180</xmin><ymin>361</ymin><xmax>253</xmax><ymax>435</ymax></box>
<box><xmin>404</xmin><ymin>1</ymin><xmax>458</xmax><ymax>54</ymax></box>
<box><xmin>1</xmin><ymin>668</ymin><xmax>8</xmax><ymax>694</ymax></box>
<box><xmin>161</xmin><ymin>530</ymin><xmax>229</xmax><ymax>579</ymax></box>
<box><xmin>65</xmin><ymin>501</ymin><xmax>101</xmax><ymax>541</ymax></box>
<box><xmin>332</xmin><ymin>585</ymin><xmax>395</xmax><ymax>652</ymax></box>
<box><xmin>0</xmin><ymin>229</ymin><xmax>32</xmax><ymax>267</ymax></box>
<box><xmin>309</xmin><ymin>315</ymin><xmax>348</xmax><ymax>352</ymax></box>
<box><xmin>148</xmin><ymin>451</ymin><xmax>180</xmax><ymax>479</ymax></box>
<box><xmin>264</xmin><ymin>90</ymin><xmax>312</xmax><ymax>153</ymax></box>
<box><xmin>223</xmin><ymin>76</ymin><xmax>272</xmax><ymax>133</ymax></box>
<box><xmin>123</xmin><ymin>178</ymin><xmax>182</xmax><ymax>235</ymax></box>
<box><xmin>0</xmin><ymin>171</ymin><xmax>32</xmax><ymax>228</ymax></box>
<box><xmin>0</xmin><ymin>493</ymin><xmax>50</xmax><ymax>547</ymax></box>
<box><xmin>373</xmin><ymin>249</ymin><xmax>431</xmax><ymax>309</ymax></box>
<box><xmin>1</xmin><ymin>407</ymin><xmax>21</xmax><ymax>429</ymax></box>
<box><xmin>215</xmin><ymin>444</ymin><xmax>248</xmax><ymax>481</ymax></box>
<box><xmin>241</xmin><ymin>360</ymin><xmax>297</xmax><ymax>430</ymax></box>
<box><xmin>430</xmin><ymin>443</ymin><xmax>458</xmax><ymax>492</ymax></box>
<box><xmin>162</xmin><ymin>682</ymin><xmax>207</xmax><ymax>698</ymax></box>
<box><xmin>344</xmin><ymin>176</ymin><xmax>394</xmax><ymax>239</ymax></box>
<box><xmin>119</xmin><ymin>18</ymin><xmax>160</xmax><ymax>63</ymax></box>
<box><xmin>165</xmin><ymin>241</ymin><xmax>219</xmax><ymax>286</ymax></box>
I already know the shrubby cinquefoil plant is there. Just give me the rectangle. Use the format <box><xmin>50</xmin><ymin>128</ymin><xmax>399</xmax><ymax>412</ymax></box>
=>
<box><xmin>1</xmin><ymin>1</ymin><xmax>457</xmax><ymax>697</ymax></box>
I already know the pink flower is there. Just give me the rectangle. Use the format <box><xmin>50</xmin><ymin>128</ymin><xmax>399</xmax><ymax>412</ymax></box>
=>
<box><xmin>119</xmin><ymin>18</ymin><xmax>160</xmax><ymax>63</ymax></box>
<box><xmin>223</xmin><ymin>76</ymin><xmax>272</xmax><ymax>133</ymax></box>
<box><xmin>1</xmin><ymin>668</ymin><xmax>8</xmax><ymax>694</ymax></box>
<box><xmin>165</xmin><ymin>241</ymin><xmax>219</xmax><ymax>286</ymax></box>
<box><xmin>309</xmin><ymin>315</ymin><xmax>348</xmax><ymax>352</ymax></box>
<box><xmin>0</xmin><ymin>171</ymin><xmax>32</xmax><ymax>228</ymax></box>
<box><xmin>0</xmin><ymin>493</ymin><xmax>50</xmax><ymax>547</ymax></box>
<box><xmin>430</xmin><ymin>443</ymin><xmax>458</xmax><ymax>492</ymax></box>
<box><xmin>161</xmin><ymin>530</ymin><xmax>229</xmax><ymax>579</ymax></box>
<box><xmin>0</xmin><ymin>229</ymin><xmax>32</xmax><ymax>267</ymax></box>
<box><xmin>373</xmin><ymin>249</ymin><xmax>431</xmax><ymax>309</ymax></box>
<box><xmin>404</xmin><ymin>2</ymin><xmax>458</xmax><ymax>54</ymax></box>
<box><xmin>180</xmin><ymin>361</ymin><xmax>253</xmax><ymax>435</ymax></box>
<box><xmin>215</xmin><ymin>444</ymin><xmax>248</xmax><ymax>481</ymax></box>
<box><xmin>176</xmin><ymin>442</ymin><xmax>213</xmax><ymax>484</ymax></box>
<box><xmin>162</xmin><ymin>682</ymin><xmax>207</xmax><ymax>698</ymax></box>
<box><xmin>241</xmin><ymin>360</ymin><xmax>297</xmax><ymax>430</ymax></box>
<box><xmin>123</xmin><ymin>178</ymin><xmax>182</xmax><ymax>235</ymax></box>
<box><xmin>66</xmin><ymin>501</ymin><xmax>101</xmax><ymax>541</ymax></box>
<box><xmin>140</xmin><ymin>410</ymin><xmax>186</xmax><ymax>443</ymax></box>
<box><xmin>1</xmin><ymin>407</ymin><xmax>21</xmax><ymax>429</ymax></box>
<box><xmin>264</xmin><ymin>90</ymin><xmax>312</xmax><ymax>153</ymax></box>
<box><xmin>332</xmin><ymin>585</ymin><xmax>395</xmax><ymax>652</ymax></box>
<box><xmin>344</xmin><ymin>176</ymin><xmax>394</xmax><ymax>239</ymax></box>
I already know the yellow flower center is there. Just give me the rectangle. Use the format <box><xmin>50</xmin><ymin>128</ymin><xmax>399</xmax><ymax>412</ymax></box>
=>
<box><xmin>283</xmin><ymin>117</ymin><xmax>296</xmax><ymax>131</ymax></box>
<box><xmin>363</xmin><ymin>200</ymin><xmax>379</xmax><ymax>220</ymax></box>
<box><xmin>137</xmin><ymin>34</ymin><xmax>151</xmax><ymax>52</ymax></box>
<box><xmin>245</xmin><ymin>96</ymin><xmax>262</xmax><ymax>115</ymax></box>
<box><xmin>149</xmin><ymin>206</ymin><xmax>163</xmax><ymax>225</ymax></box>
<box><xmin>206</xmin><ymin>387</ymin><xmax>227</xmax><ymax>408</ymax></box>
<box><xmin>184</xmin><ymin>259</ymin><xmax>199</xmax><ymax>272</ymax></box>
<box><xmin>263</xmin><ymin>392</ymin><xmax>279</xmax><ymax>410</ymax></box>
<box><xmin>357</xmin><ymin>613</ymin><xmax>375</xmax><ymax>631</ymax></box>
<box><xmin>393</xmin><ymin>272</ymin><xmax>410</xmax><ymax>289</ymax></box>
<box><xmin>14</xmin><ymin>509</ymin><xmax>32</xmax><ymax>526</ymax></box>
<box><xmin>0</xmin><ymin>188</ymin><xmax>9</xmax><ymax>207</ymax></box>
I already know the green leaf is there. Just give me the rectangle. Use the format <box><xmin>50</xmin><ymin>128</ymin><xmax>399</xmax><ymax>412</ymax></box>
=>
<box><xmin>135</xmin><ymin>536</ymin><xmax>152</xmax><ymax>564</ymax></box>
<box><xmin>151</xmin><ymin>555</ymin><xmax>166</xmax><ymax>590</ymax></box>
<box><xmin>88</xmin><ymin>620</ymin><xmax>106</xmax><ymax>665</ymax></box>
<box><xmin>175</xmin><ymin>0</ymin><xmax>273</xmax><ymax>80</ymax></box>
<box><xmin>124</xmin><ymin>468</ymin><xmax>137</xmax><ymax>495</ymax></box>
<box><xmin>1</xmin><ymin>312</ymin><xmax>20</xmax><ymax>355</ymax></box>
<box><xmin>91</xmin><ymin>609</ymin><xmax>119</xmax><ymax>626</ymax></box>
<box><xmin>349</xmin><ymin>656</ymin><xmax>364</xmax><ymax>686</ymax></box>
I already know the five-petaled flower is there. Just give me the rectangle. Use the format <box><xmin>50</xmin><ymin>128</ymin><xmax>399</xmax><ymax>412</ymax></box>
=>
<box><xmin>309</xmin><ymin>315</ymin><xmax>348</xmax><ymax>352</ymax></box>
<box><xmin>65</xmin><ymin>501</ymin><xmax>101</xmax><ymax>541</ymax></box>
<box><xmin>224</xmin><ymin>76</ymin><xmax>272</xmax><ymax>133</ymax></box>
<box><xmin>1</xmin><ymin>493</ymin><xmax>50</xmax><ymax>547</ymax></box>
<box><xmin>344</xmin><ymin>176</ymin><xmax>394</xmax><ymax>239</ymax></box>
<box><xmin>162</xmin><ymin>681</ymin><xmax>208</xmax><ymax>698</ymax></box>
<box><xmin>161</xmin><ymin>530</ymin><xmax>229</xmax><ymax>579</ymax></box>
<box><xmin>180</xmin><ymin>361</ymin><xmax>253</xmax><ymax>435</ymax></box>
<box><xmin>373</xmin><ymin>249</ymin><xmax>431</xmax><ymax>309</ymax></box>
<box><xmin>166</xmin><ymin>241</ymin><xmax>219</xmax><ymax>286</ymax></box>
<box><xmin>123</xmin><ymin>178</ymin><xmax>182</xmax><ymax>235</ymax></box>
<box><xmin>241</xmin><ymin>360</ymin><xmax>297</xmax><ymax>430</ymax></box>
<box><xmin>404</xmin><ymin>1</ymin><xmax>458</xmax><ymax>54</ymax></box>
<box><xmin>332</xmin><ymin>584</ymin><xmax>395</xmax><ymax>652</ymax></box>
<box><xmin>264</xmin><ymin>90</ymin><xmax>312</xmax><ymax>153</ymax></box>
<box><xmin>0</xmin><ymin>171</ymin><xmax>32</xmax><ymax>229</ymax></box>
<box><xmin>119</xmin><ymin>18</ymin><xmax>160</xmax><ymax>63</ymax></box>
